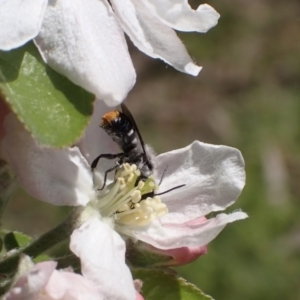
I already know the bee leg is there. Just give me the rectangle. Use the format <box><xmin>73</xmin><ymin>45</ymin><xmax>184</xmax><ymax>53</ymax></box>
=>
<box><xmin>140</xmin><ymin>191</ymin><xmax>155</xmax><ymax>201</ymax></box>
<box><xmin>156</xmin><ymin>184</ymin><xmax>186</xmax><ymax>196</ymax></box>
<box><xmin>99</xmin><ymin>164</ymin><xmax>120</xmax><ymax>190</ymax></box>
<box><xmin>91</xmin><ymin>153</ymin><xmax>123</xmax><ymax>170</ymax></box>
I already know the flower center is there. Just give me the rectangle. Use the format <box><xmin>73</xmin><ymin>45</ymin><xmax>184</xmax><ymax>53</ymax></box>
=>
<box><xmin>95</xmin><ymin>163</ymin><xmax>168</xmax><ymax>226</ymax></box>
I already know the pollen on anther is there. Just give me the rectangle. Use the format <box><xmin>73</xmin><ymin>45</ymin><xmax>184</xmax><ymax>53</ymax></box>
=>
<box><xmin>118</xmin><ymin>203</ymin><xmax>130</xmax><ymax>212</ymax></box>
<box><xmin>138</xmin><ymin>181</ymin><xmax>145</xmax><ymax>189</ymax></box>
<box><xmin>131</xmin><ymin>190</ymin><xmax>141</xmax><ymax>203</ymax></box>
<box><xmin>103</xmin><ymin>163</ymin><xmax>168</xmax><ymax>227</ymax></box>
<box><xmin>127</xmin><ymin>173</ymin><xmax>135</xmax><ymax>182</ymax></box>
<box><xmin>149</xmin><ymin>182</ymin><xmax>155</xmax><ymax>188</ymax></box>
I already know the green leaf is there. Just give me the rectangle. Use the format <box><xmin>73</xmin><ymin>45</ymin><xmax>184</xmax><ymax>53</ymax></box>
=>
<box><xmin>34</xmin><ymin>254</ymin><xmax>51</xmax><ymax>263</ymax></box>
<box><xmin>133</xmin><ymin>269</ymin><xmax>214</xmax><ymax>300</ymax></box>
<box><xmin>0</xmin><ymin>42</ymin><xmax>94</xmax><ymax>147</ymax></box>
<box><xmin>3</xmin><ymin>232</ymin><xmax>32</xmax><ymax>251</ymax></box>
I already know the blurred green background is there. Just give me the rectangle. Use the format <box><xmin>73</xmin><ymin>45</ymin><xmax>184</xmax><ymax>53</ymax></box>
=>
<box><xmin>3</xmin><ymin>0</ymin><xmax>300</xmax><ymax>299</ymax></box>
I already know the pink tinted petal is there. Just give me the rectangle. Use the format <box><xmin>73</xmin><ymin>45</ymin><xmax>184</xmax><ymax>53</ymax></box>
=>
<box><xmin>45</xmin><ymin>269</ymin><xmax>103</xmax><ymax>299</ymax></box>
<box><xmin>129</xmin><ymin>211</ymin><xmax>248</xmax><ymax>249</ymax></box>
<box><xmin>1</xmin><ymin>114</ymin><xmax>94</xmax><ymax>206</ymax></box>
<box><xmin>163</xmin><ymin>245</ymin><xmax>207</xmax><ymax>266</ymax></box>
<box><xmin>136</xmin><ymin>292</ymin><xmax>144</xmax><ymax>300</ymax></box>
<box><xmin>6</xmin><ymin>261</ymin><xmax>56</xmax><ymax>300</ymax></box>
<box><xmin>141</xmin><ymin>241</ymin><xmax>207</xmax><ymax>266</ymax></box>
<box><xmin>185</xmin><ymin>216</ymin><xmax>207</xmax><ymax>226</ymax></box>
<box><xmin>140</xmin><ymin>218</ymin><xmax>208</xmax><ymax>266</ymax></box>
<box><xmin>143</xmin><ymin>0</ymin><xmax>220</xmax><ymax>32</ymax></box>
<box><xmin>0</xmin><ymin>0</ymin><xmax>47</xmax><ymax>50</ymax></box>
<box><xmin>35</xmin><ymin>0</ymin><xmax>136</xmax><ymax>106</ymax></box>
<box><xmin>111</xmin><ymin>0</ymin><xmax>201</xmax><ymax>76</ymax></box>
<box><xmin>70</xmin><ymin>216</ymin><xmax>136</xmax><ymax>300</ymax></box>
<box><xmin>157</xmin><ymin>245</ymin><xmax>207</xmax><ymax>266</ymax></box>
<box><xmin>163</xmin><ymin>217</ymin><xmax>208</xmax><ymax>265</ymax></box>
<box><xmin>155</xmin><ymin>141</ymin><xmax>245</xmax><ymax>224</ymax></box>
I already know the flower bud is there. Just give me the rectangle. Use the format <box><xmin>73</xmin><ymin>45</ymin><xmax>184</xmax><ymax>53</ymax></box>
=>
<box><xmin>126</xmin><ymin>239</ymin><xmax>207</xmax><ymax>268</ymax></box>
<box><xmin>136</xmin><ymin>291</ymin><xmax>144</xmax><ymax>300</ymax></box>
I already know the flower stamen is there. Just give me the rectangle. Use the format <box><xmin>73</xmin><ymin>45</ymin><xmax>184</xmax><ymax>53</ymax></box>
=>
<box><xmin>95</xmin><ymin>163</ymin><xmax>168</xmax><ymax>227</ymax></box>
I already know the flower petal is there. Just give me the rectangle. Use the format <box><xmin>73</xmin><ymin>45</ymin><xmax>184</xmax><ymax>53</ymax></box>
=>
<box><xmin>1</xmin><ymin>114</ymin><xmax>94</xmax><ymax>206</ymax></box>
<box><xmin>111</xmin><ymin>0</ymin><xmax>201</xmax><ymax>76</ymax></box>
<box><xmin>70</xmin><ymin>215</ymin><xmax>136</xmax><ymax>300</ymax></box>
<box><xmin>161</xmin><ymin>244</ymin><xmax>207</xmax><ymax>266</ymax></box>
<box><xmin>155</xmin><ymin>141</ymin><xmax>246</xmax><ymax>224</ymax></box>
<box><xmin>6</xmin><ymin>261</ymin><xmax>56</xmax><ymax>300</ymax></box>
<box><xmin>129</xmin><ymin>211</ymin><xmax>248</xmax><ymax>249</ymax></box>
<box><xmin>142</xmin><ymin>0</ymin><xmax>220</xmax><ymax>32</ymax></box>
<box><xmin>128</xmin><ymin>237</ymin><xmax>207</xmax><ymax>267</ymax></box>
<box><xmin>0</xmin><ymin>0</ymin><xmax>47</xmax><ymax>50</ymax></box>
<box><xmin>136</xmin><ymin>292</ymin><xmax>144</xmax><ymax>300</ymax></box>
<box><xmin>45</xmin><ymin>268</ymin><xmax>103</xmax><ymax>299</ymax></box>
<box><xmin>34</xmin><ymin>0</ymin><xmax>136</xmax><ymax>106</ymax></box>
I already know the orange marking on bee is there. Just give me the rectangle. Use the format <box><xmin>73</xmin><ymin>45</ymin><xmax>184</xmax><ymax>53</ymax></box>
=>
<box><xmin>101</xmin><ymin>111</ymin><xmax>120</xmax><ymax>126</ymax></box>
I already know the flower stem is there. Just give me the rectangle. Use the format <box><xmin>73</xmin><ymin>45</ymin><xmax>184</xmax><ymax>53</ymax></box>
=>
<box><xmin>0</xmin><ymin>207</ymin><xmax>84</xmax><ymax>274</ymax></box>
<box><xmin>56</xmin><ymin>253</ymin><xmax>81</xmax><ymax>271</ymax></box>
<box><xmin>0</xmin><ymin>160</ymin><xmax>17</xmax><ymax>219</ymax></box>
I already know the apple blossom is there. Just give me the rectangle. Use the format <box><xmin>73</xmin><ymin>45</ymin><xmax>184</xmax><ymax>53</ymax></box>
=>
<box><xmin>5</xmin><ymin>259</ymin><xmax>138</xmax><ymax>300</ymax></box>
<box><xmin>1</xmin><ymin>101</ymin><xmax>247</xmax><ymax>258</ymax></box>
<box><xmin>0</xmin><ymin>0</ymin><xmax>220</xmax><ymax>106</ymax></box>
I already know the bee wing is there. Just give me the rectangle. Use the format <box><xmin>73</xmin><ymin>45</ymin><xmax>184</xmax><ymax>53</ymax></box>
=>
<box><xmin>121</xmin><ymin>103</ymin><xmax>153</xmax><ymax>170</ymax></box>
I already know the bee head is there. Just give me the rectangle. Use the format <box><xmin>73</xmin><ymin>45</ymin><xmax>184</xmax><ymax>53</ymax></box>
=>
<box><xmin>101</xmin><ymin>111</ymin><xmax>120</xmax><ymax>128</ymax></box>
<box><xmin>101</xmin><ymin>111</ymin><xmax>130</xmax><ymax>144</ymax></box>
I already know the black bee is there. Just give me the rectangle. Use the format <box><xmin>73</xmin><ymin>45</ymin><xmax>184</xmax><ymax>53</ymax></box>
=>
<box><xmin>91</xmin><ymin>104</ymin><xmax>154</xmax><ymax>189</ymax></box>
<box><xmin>91</xmin><ymin>104</ymin><xmax>185</xmax><ymax>194</ymax></box>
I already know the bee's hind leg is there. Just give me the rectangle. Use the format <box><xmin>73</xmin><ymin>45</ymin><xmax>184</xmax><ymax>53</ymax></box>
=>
<box><xmin>98</xmin><ymin>164</ymin><xmax>120</xmax><ymax>190</ymax></box>
<box><xmin>91</xmin><ymin>153</ymin><xmax>123</xmax><ymax>170</ymax></box>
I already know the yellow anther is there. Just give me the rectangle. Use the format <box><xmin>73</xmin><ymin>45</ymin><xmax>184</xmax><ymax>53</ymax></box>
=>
<box><xmin>131</xmin><ymin>190</ymin><xmax>141</xmax><ymax>203</ymax></box>
<box><xmin>118</xmin><ymin>203</ymin><xmax>130</xmax><ymax>212</ymax></box>
<box><xmin>99</xmin><ymin>163</ymin><xmax>168</xmax><ymax>227</ymax></box>
<box><xmin>156</xmin><ymin>206</ymin><xmax>168</xmax><ymax>217</ymax></box>
<box><xmin>127</xmin><ymin>172</ymin><xmax>135</xmax><ymax>183</ymax></box>
<box><xmin>138</xmin><ymin>181</ymin><xmax>145</xmax><ymax>189</ymax></box>
<box><xmin>149</xmin><ymin>181</ymin><xmax>155</xmax><ymax>188</ymax></box>
<box><xmin>117</xmin><ymin>214</ymin><xmax>135</xmax><ymax>225</ymax></box>
<box><xmin>135</xmin><ymin>215</ymin><xmax>155</xmax><ymax>226</ymax></box>
<box><xmin>142</xmin><ymin>206</ymin><xmax>153</xmax><ymax>215</ymax></box>
<box><xmin>153</xmin><ymin>196</ymin><xmax>161</xmax><ymax>204</ymax></box>
<box><xmin>134</xmin><ymin>203</ymin><xmax>141</xmax><ymax>209</ymax></box>
<box><xmin>118</xmin><ymin>177</ymin><xmax>125</xmax><ymax>185</ymax></box>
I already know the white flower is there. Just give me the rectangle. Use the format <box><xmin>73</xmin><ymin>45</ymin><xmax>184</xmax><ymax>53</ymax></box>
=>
<box><xmin>1</xmin><ymin>101</ymin><xmax>247</xmax><ymax>253</ymax></box>
<box><xmin>5</xmin><ymin>259</ymin><xmax>137</xmax><ymax>300</ymax></box>
<box><xmin>0</xmin><ymin>0</ymin><xmax>220</xmax><ymax>106</ymax></box>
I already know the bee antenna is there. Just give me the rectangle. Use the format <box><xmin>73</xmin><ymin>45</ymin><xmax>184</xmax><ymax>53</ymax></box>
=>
<box><xmin>158</xmin><ymin>165</ymin><xmax>168</xmax><ymax>186</ymax></box>
<box><xmin>156</xmin><ymin>184</ymin><xmax>185</xmax><ymax>196</ymax></box>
